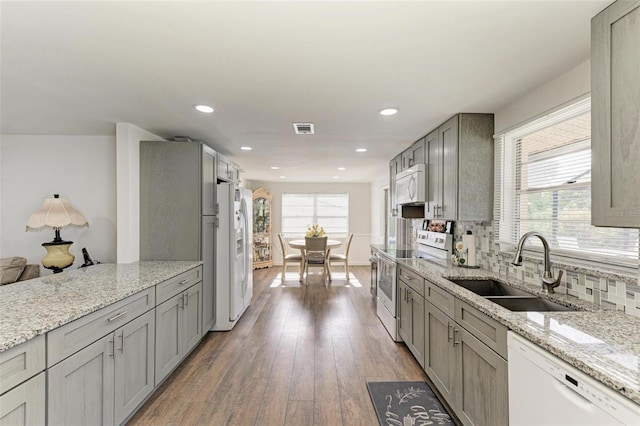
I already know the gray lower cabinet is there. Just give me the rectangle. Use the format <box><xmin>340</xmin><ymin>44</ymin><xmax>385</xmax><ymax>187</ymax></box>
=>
<box><xmin>398</xmin><ymin>281</ymin><xmax>425</xmax><ymax>367</ymax></box>
<box><xmin>424</xmin><ymin>300</ymin><xmax>456</xmax><ymax>403</ymax></box>
<box><xmin>424</xmin><ymin>288</ymin><xmax>508</xmax><ymax>426</ymax></box>
<box><xmin>202</xmin><ymin>216</ymin><xmax>216</xmax><ymax>332</ymax></box>
<box><xmin>454</xmin><ymin>327</ymin><xmax>508</xmax><ymax>426</ymax></box>
<box><xmin>155</xmin><ymin>282</ymin><xmax>203</xmax><ymax>385</ymax></box>
<box><xmin>591</xmin><ymin>0</ymin><xmax>640</xmax><ymax>227</ymax></box>
<box><xmin>0</xmin><ymin>372</ymin><xmax>45</xmax><ymax>426</ymax></box>
<box><xmin>48</xmin><ymin>333</ymin><xmax>115</xmax><ymax>426</ymax></box>
<box><xmin>48</xmin><ymin>309</ymin><xmax>155</xmax><ymax>426</ymax></box>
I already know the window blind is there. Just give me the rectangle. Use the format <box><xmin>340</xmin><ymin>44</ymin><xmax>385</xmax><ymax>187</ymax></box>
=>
<box><xmin>281</xmin><ymin>193</ymin><xmax>349</xmax><ymax>235</ymax></box>
<box><xmin>494</xmin><ymin>98</ymin><xmax>639</xmax><ymax>265</ymax></box>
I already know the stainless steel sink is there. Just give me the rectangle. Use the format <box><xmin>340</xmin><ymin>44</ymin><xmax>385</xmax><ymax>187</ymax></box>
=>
<box><xmin>485</xmin><ymin>296</ymin><xmax>577</xmax><ymax>312</ymax></box>
<box><xmin>447</xmin><ymin>279</ymin><xmax>533</xmax><ymax>297</ymax></box>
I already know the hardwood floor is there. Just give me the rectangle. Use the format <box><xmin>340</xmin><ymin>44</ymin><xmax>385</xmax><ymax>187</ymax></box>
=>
<box><xmin>128</xmin><ymin>266</ymin><xmax>428</xmax><ymax>425</ymax></box>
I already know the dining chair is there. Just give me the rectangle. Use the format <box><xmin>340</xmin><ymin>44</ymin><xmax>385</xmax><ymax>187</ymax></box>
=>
<box><xmin>303</xmin><ymin>236</ymin><xmax>329</xmax><ymax>285</ymax></box>
<box><xmin>278</xmin><ymin>233</ymin><xmax>303</xmax><ymax>281</ymax></box>
<box><xmin>329</xmin><ymin>233</ymin><xmax>353</xmax><ymax>279</ymax></box>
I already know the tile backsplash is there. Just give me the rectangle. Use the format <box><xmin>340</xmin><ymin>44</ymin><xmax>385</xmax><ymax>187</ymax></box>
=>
<box><xmin>411</xmin><ymin>219</ymin><xmax>640</xmax><ymax>318</ymax></box>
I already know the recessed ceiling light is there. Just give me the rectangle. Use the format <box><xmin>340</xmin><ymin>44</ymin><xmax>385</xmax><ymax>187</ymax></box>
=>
<box><xmin>356</xmin><ymin>148</ymin><xmax>367</xmax><ymax>153</ymax></box>
<box><xmin>337</xmin><ymin>167</ymin><xmax>346</xmax><ymax>171</ymax></box>
<box><xmin>270</xmin><ymin>166</ymin><xmax>279</xmax><ymax>170</ymax></box>
<box><xmin>279</xmin><ymin>176</ymin><xmax>286</xmax><ymax>179</ymax></box>
<box><xmin>379</xmin><ymin>108</ymin><xmax>398</xmax><ymax>116</ymax></box>
<box><xmin>240</xmin><ymin>146</ymin><xmax>252</xmax><ymax>151</ymax></box>
<box><xmin>194</xmin><ymin>105</ymin><xmax>214</xmax><ymax>113</ymax></box>
<box><xmin>333</xmin><ymin>176</ymin><xmax>340</xmax><ymax>179</ymax></box>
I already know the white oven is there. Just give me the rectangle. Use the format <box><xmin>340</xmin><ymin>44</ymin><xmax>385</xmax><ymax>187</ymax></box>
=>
<box><xmin>376</xmin><ymin>252</ymin><xmax>400</xmax><ymax>341</ymax></box>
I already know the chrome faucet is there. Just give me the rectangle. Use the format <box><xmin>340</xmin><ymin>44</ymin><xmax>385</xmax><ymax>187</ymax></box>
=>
<box><xmin>511</xmin><ymin>231</ymin><xmax>563</xmax><ymax>293</ymax></box>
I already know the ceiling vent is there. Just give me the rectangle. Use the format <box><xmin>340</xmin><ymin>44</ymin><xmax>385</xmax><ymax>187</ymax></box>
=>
<box><xmin>293</xmin><ymin>123</ymin><xmax>315</xmax><ymax>135</ymax></box>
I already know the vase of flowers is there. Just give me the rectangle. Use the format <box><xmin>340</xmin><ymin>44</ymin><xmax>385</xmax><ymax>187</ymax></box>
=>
<box><xmin>306</xmin><ymin>224</ymin><xmax>326</xmax><ymax>237</ymax></box>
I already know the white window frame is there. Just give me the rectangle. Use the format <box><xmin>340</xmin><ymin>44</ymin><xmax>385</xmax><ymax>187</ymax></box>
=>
<box><xmin>495</xmin><ymin>97</ymin><xmax>639</xmax><ymax>270</ymax></box>
<box><xmin>281</xmin><ymin>193</ymin><xmax>349</xmax><ymax>236</ymax></box>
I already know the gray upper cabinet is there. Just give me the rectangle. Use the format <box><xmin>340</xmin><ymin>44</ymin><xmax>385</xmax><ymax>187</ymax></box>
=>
<box><xmin>217</xmin><ymin>153</ymin><xmax>240</xmax><ymax>184</ymax></box>
<box><xmin>140</xmin><ymin>141</ymin><xmax>203</xmax><ymax>261</ymax></box>
<box><xmin>202</xmin><ymin>145</ymin><xmax>217</xmax><ymax>216</ymax></box>
<box><xmin>425</xmin><ymin>114</ymin><xmax>494</xmax><ymax>221</ymax></box>
<box><xmin>401</xmin><ymin>137</ymin><xmax>426</xmax><ymax>170</ymax></box>
<box><xmin>390</xmin><ymin>154</ymin><xmax>402</xmax><ymax>217</ymax></box>
<box><xmin>592</xmin><ymin>0</ymin><xmax>640</xmax><ymax>227</ymax></box>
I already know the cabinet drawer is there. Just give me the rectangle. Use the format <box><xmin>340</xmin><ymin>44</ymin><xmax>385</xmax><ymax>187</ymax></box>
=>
<box><xmin>398</xmin><ymin>266</ymin><xmax>425</xmax><ymax>296</ymax></box>
<box><xmin>455</xmin><ymin>299</ymin><xmax>507</xmax><ymax>359</ymax></box>
<box><xmin>425</xmin><ymin>281</ymin><xmax>455</xmax><ymax>318</ymax></box>
<box><xmin>47</xmin><ymin>288</ymin><xmax>155</xmax><ymax>367</ymax></box>
<box><xmin>0</xmin><ymin>335</ymin><xmax>45</xmax><ymax>395</ymax></box>
<box><xmin>156</xmin><ymin>266</ymin><xmax>202</xmax><ymax>305</ymax></box>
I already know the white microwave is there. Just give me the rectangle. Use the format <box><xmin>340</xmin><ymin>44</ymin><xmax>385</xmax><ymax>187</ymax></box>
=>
<box><xmin>395</xmin><ymin>163</ymin><xmax>426</xmax><ymax>205</ymax></box>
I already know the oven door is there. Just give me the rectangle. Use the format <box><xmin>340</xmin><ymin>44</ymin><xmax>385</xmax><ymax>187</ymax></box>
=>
<box><xmin>377</xmin><ymin>255</ymin><xmax>397</xmax><ymax>316</ymax></box>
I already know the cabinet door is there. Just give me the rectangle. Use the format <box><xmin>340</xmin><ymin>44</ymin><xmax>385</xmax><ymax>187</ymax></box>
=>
<box><xmin>425</xmin><ymin>129</ymin><xmax>439</xmax><ymax>219</ymax></box>
<box><xmin>397</xmin><ymin>281</ymin><xmax>412</xmax><ymax>344</ymax></box>
<box><xmin>155</xmin><ymin>294</ymin><xmax>182</xmax><ymax>385</ymax></box>
<box><xmin>114</xmin><ymin>310</ymin><xmax>155</xmax><ymax>425</ymax></box>
<box><xmin>183</xmin><ymin>283</ymin><xmax>203</xmax><ymax>354</ymax></box>
<box><xmin>439</xmin><ymin>115</ymin><xmax>459</xmax><ymax>220</ymax></box>
<box><xmin>48</xmin><ymin>334</ymin><xmax>115</xmax><ymax>426</ymax></box>
<box><xmin>0</xmin><ymin>372</ymin><xmax>45</xmax><ymax>426</ymax></box>
<box><xmin>410</xmin><ymin>292</ymin><xmax>425</xmax><ymax>368</ymax></box>
<box><xmin>409</xmin><ymin>138</ymin><xmax>426</xmax><ymax>167</ymax></box>
<box><xmin>454</xmin><ymin>327</ymin><xmax>508</xmax><ymax>426</ymax></box>
<box><xmin>217</xmin><ymin>155</ymin><xmax>230</xmax><ymax>182</ymax></box>
<box><xmin>202</xmin><ymin>145</ymin><xmax>217</xmax><ymax>216</ymax></box>
<box><xmin>202</xmin><ymin>216</ymin><xmax>216</xmax><ymax>332</ymax></box>
<box><xmin>424</xmin><ymin>302</ymin><xmax>455</xmax><ymax>403</ymax></box>
<box><xmin>592</xmin><ymin>0</ymin><xmax>640</xmax><ymax>227</ymax></box>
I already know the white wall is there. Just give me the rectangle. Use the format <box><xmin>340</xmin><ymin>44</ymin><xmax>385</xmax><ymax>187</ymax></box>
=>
<box><xmin>494</xmin><ymin>60</ymin><xmax>591</xmax><ymax>133</ymax></box>
<box><xmin>247</xmin><ymin>181</ymin><xmax>372</xmax><ymax>266</ymax></box>
<box><xmin>0</xmin><ymin>135</ymin><xmax>116</xmax><ymax>273</ymax></box>
<box><xmin>115</xmin><ymin>123</ymin><xmax>165</xmax><ymax>263</ymax></box>
<box><xmin>370</xmin><ymin>173</ymin><xmax>388</xmax><ymax>245</ymax></box>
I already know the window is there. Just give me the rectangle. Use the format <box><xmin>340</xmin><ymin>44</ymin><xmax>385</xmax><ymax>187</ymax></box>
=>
<box><xmin>281</xmin><ymin>193</ymin><xmax>349</xmax><ymax>235</ymax></box>
<box><xmin>495</xmin><ymin>98</ymin><xmax>639</xmax><ymax>266</ymax></box>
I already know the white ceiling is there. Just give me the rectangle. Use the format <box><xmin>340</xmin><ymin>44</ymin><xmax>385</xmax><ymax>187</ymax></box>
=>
<box><xmin>0</xmin><ymin>1</ymin><xmax>611</xmax><ymax>183</ymax></box>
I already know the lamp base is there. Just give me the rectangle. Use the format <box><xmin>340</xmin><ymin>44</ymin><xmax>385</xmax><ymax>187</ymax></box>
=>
<box><xmin>42</xmin><ymin>240</ymin><xmax>75</xmax><ymax>274</ymax></box>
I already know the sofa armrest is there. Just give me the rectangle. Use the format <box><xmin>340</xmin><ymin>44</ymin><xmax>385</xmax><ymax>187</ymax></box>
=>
<box><xmin>18</xmin><ymin>264</ymin><xmax>40</xmax><ymax>281</ymax></box>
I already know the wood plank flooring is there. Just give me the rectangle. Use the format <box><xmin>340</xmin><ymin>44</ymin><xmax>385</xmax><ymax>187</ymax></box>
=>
<box><xmin>128</xmin><ymin>266</ymin><xmax>429</xmax><ymax>425</ymax></box>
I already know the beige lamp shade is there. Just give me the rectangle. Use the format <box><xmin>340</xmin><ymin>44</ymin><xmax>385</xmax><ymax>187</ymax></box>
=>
<box><xmin>26</xmin><ymin>195</ymin><xmax>89</xmax><ymax>232</ymax></box>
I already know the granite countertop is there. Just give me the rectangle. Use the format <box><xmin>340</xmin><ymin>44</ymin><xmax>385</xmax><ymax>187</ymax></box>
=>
<box><xmin>0</xmin><ymin>261</ymin><xmax>202</xmax><ymax>353</ymax></box>
<box><xmin>395</xmin><ymin>257</ymin><xmax>640</xmax><ymax>406</ymax></box>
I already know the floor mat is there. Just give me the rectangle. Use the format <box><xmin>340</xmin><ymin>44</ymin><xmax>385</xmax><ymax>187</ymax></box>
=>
<box><xmin>367</xmin><ymin>381</ymin><xmax>454</xmax><ymax>426</ymax></box>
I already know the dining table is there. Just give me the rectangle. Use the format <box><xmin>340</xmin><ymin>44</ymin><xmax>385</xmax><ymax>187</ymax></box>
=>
<box><xmin>288</xmin><ymin>239</ymin><xmax>342</xmax><ymax>281</ymax></box>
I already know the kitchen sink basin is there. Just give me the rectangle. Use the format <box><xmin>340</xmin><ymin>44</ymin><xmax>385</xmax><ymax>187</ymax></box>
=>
<box><xmin>485</xmin><ymin>296</ymin><xmax>577</xmax><ymax>312</ymax></box>
<box><xmin>447</xmin><ymin>279</ymin><xmax>533</xmax><ymax>297</ymax></box>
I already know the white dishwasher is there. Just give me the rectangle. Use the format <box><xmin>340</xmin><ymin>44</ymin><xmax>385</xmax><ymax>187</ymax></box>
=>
<box><xmin>508</xmin><ymin>332</ymin><xmax>640</xmax><ymax>425</ymax></box>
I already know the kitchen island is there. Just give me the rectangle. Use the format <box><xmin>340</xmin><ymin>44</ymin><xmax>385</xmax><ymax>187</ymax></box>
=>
<box><xmin>0</xmin><ymin>261</ymin><xmax>203</xmax><ymax>426</ymax></box>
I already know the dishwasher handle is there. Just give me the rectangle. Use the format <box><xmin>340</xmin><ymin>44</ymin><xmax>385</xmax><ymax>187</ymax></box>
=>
<box><xmin>552</xmin><ymin>376</ymin><xmax>597</xmax><ymax>413</ymax></box>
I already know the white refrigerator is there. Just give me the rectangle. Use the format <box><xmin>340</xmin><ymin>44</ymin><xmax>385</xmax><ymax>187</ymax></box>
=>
<box><xmin>212</xmin><ymin>183</ymin><xmax>253</xmax><ymax>331</ymax></box>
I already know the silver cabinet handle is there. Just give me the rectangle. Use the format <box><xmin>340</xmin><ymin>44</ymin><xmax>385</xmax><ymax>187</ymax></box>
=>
<box><xmin>453</xmin><ymin>328</ymin><xmax>460</xmax><ymax>346</ymax></box>
<box><xmin>179</xmin><ymin>279</ymin><xmax>190</xmax><ymax>285</ymax></box>
<box><xmin>109</xmin><ymin>336</ymin><xmax>115</xmax><ymax>358</ymax></box>
<box><xmin>107</xmin><ymin>311</ymin><xmax>128</xmax><ymax>322</ymax></box>
<box><xmin>118</xmin><ymin>333</ymin><xmax>124</xmax><ymax>353</ymax></box>
<box><xmin>402</xmin><ymin>274</ymin><xmax>413</xmax><ymax>281</ymax></box>
<box><xmin>447</xmin><ymin>324</ymin><xmax>454</xmax><ymax>342</ymax></box>
<box><xmin>184</xmin><ymin>292</ymin><xmax>189</xmax><ymax>307</ymax></box>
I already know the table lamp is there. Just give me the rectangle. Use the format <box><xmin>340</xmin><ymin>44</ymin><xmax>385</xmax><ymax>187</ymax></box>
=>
<box><xmin>26</xmin><ymin>194</ymin><xmax>89</xmax><ymax>273</ymax></box>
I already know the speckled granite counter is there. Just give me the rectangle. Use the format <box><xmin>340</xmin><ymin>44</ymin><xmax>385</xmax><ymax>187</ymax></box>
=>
<box><xmin>395</xmin><ymin>257</ymin><xmax>640</xmax><ymax>406</ymax></box>
<box><xmin>0</xmin><ymin>261</ymin><xmax>201</xmax><ymax>352</ymax></box>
